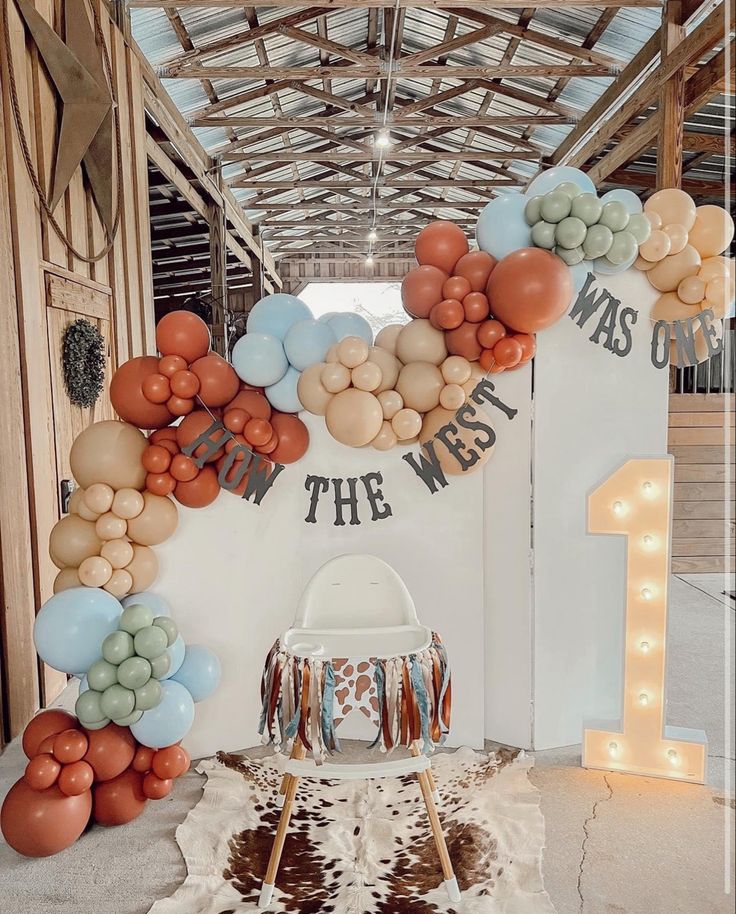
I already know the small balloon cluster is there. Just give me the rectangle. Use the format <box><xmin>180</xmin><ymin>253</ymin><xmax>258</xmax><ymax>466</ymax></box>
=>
<box><xmin>1</xmin><ymin>709</ymin><xmax>190</xmax><ymax>857</ymax></box>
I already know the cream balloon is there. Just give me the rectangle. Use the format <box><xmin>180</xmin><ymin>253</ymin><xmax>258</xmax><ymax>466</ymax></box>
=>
<box><xmin>95</xmin><ymin>512</ymin><xmax>128</xmax><ymax>541</ymax></box>
<box><xmin>321</xmin><ymin>362</ymin><xmax>351</xmax><ymax>394</ymax></box>
<box><xmin>391</xmin><ymin>408</ymin><xmax>423</xmax><ymax>441</ymax></box>
<box><xmin>371</xmin><ymin>421</ymin><xmax>398</xmax><ymax>452</ymax></box>
<box><xmin>297</xmin><ymin>362</ymin><xmax>334</xmax><ymax>415</ymax></box>
<box><xmin>351</xmin><ymin>361</ymin><xmax>383</xmax><ymax>392</ymax></box>
<box><xmin>396</xmin><ymin>362</ymin><xmax>444</xmax><ymax>412</ymax></box>
<box><xmin>103</xmin><ymin>569</ymin><xmax>134</xmax><ymax>598</ymax></box>
<box><xmin>633</xmin><ymin>255</ymin><xmax>656</xmax><ymax>272</ymax></box>
<box><xmin>325</xmin><ymin>344</ymin><xmax>340</xmax><ymax>363</ymax></box>
<box><xmin>111</xmin><ymin>488</ymin><xmax>145</xmax><ymax>520</ymax></box>
<box><xmin>704</xmin><ymin>276</ymin><xmax>733</xmax><ymax>319</ymax></box>
<box><xmin>644</xmin><ymin>188</ymin><xmax>697</xmax><ymax>232</ymax></box>
<box><xmin>687</xmin><ymin>205</ymin><xmax>734</xmax><ymax>258</ymax></box>
<box><xmin>639</xmin><ymin>230</ymin><xmax>671</xmax><ymax>263</ymax></box>
<box><xmin>367</xmin><ymin>346</ymin><xmax>401</xmax><ymax>392</ymax></box>
<box><xmin>325</xmin><ymin>389</ymin><xmax>384</xmax><ymax>447</ymax></box>
<box><xmin>83</xmin><ymin>483</ymin><xmax>115</xmax><ymax>515</ymax></box>
<box><xmin>70</xmin><ymin>420</ymin><xmax>147</xmax><ymax>490</ymax></box>
<box><xmin>100</xmin><ymin>538</ymin><xmax>134</xmax><ymax>570</ymax></box>
<box><xmin>419</xmin><ymin>405</ymin><xmax>495</xmax><ymax>477</ymax></box>
<box><xmin>461</xmin><ymin>364</ymin><xmax>486</xmax><ymax>399</ymax></box>
<box><xmin>698</xmin><ymin>256</ymin><xmax>733</xmax><ymax>284</ymax></box>
<box><xmin>374</xmin><ymin>323</ymin><xmax>404</xmax><ymax>356</ymax></box>
<box><xmin>440</xmin><ymin>383</ymin><xmax>466</xmax><ymax>410</ymax></box>
<box><xmin>337</xmin><ymin>336</ymin><xmax>369</xmax><ymax>369</ymax></box>
<box><xmin>677</xmin><ymin>276</ymin><xmax>706</xmax><ymax>305</ymax></box>
<box><xmin>377</xmin><ymin>389</ymin><xmax>403</xmax><ymax>420</ymax></box>
<box><xmin>49</xmin><ymin>516</ymin><xmax>101</xmax><ymax>569</ymax></box>
<box><xmin>395</xmin><ymin>320</ymin><xmax>448</xmax><ymax>367</ymax></box>
<box><xmin>669</xmin><ymin>319</ymin><xmax>722</xmax><ymax>368</ymax></box>
<box><xmin>126</xmin><ymin>492</ymin><xmax>179</xmax><ymax>546</ymax></box>
<box><xmin>53</xmin><ymin>567</ymin><xmax>81</xmax><ymax>594</ymax></box>
<box><xmin>78</xmin><ymin>555</ymin><xmax>113</xmax><ymax>588</ymax></box>
<box><xmin>125</xmin><ymin>544</ymin><xmax>159</xmax><ymax>591</ymax></box>
<box><xmin>645</xmin><ymin>211</ymin><xmax>663</xmax><ymax>230</ymax></box>
<box><xmin>440</xmin><ymin>355</ymin><xmax>472</xmax><ymax>385</ymax></box>
<box><xmin>75</xmin><ymin>492</ymin><xmax>100</xmax><ymax>522</ymax></box>
<box><xmin>651</xmin><ymin>291</ymin><xmax>699</xmax><ymax>325</ymax></box>
<box><xmin>647</xmin><ymin>245</ymin><xmax>701</xmax><ymax>292</ymax></box>
<box><xmin>662</xmin><ymin>223</ymin><xmax>688</xmax><ymax>256</ymax></box>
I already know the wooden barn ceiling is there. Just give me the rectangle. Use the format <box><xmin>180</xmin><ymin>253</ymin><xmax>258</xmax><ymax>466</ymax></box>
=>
<box><xmin>130</xmin><ymin>1</ymin><xmax>733</xmax><ymax>263</ymax></box>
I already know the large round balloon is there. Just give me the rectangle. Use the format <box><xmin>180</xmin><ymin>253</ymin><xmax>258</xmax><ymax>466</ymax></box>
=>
<box><xmin>401</xmin><ymin>265</ymin><xmax>447</xmax><ymax>319</ymax></box>
<box><xmin>644</xmin><ymin>188</ymin><xmax>697</xmax><ymax>232</ymax></box>
<box><xmin>396</xmin><ymin>362</ymin><xmax>444</xmax><ymax>413</ymax></box>
<box><xmin>420</xmin><ymin>405</ymin><xmax>495</xmax><ymax>476</ymax></box>
<box><xmin>269</xmin><ymin>413</ymin><xmax>309</xmax><ymax>464</ymax></box>
<box><xmin>156</xmin><ymin>311</ymin><xmax>211</xmax><ymax>364</ymax></box>
<box><xmin>125</xmin><ymin>492</ymin><xmax>178</xmax><ymax>546</ymax></box>
<box><xmin>486</xmin><ymin>248</ymin><xmax>573</xmax><ymax>333</ymax></box>
<box><xmin>190</xmin><ymin>354</ymin><xmax>240</xmax><ymax>408</ymax></box>
<box><xmin>325</xmin><ymin>389</ymin><xmax>383</xmax><ymax>447</ymax></box>
<box><xmin>476</xmin><ymin>194</ymin><xmax>532</xmax><ymax>260</ymax></box>
<box><xmin>1</xmin><ymin>779</ymin><xmax>92</xmax><ymax>856</ymax></box>
<box><xmin>160</xmin><ymin>634</ymin><xmax>186</xmax><ymax>681</ymax></box>
<box><xmin>283</xmin><ymin>319</ymin><xmax>336</xmax><ymax>371</ymax></box>
<box><xmin>646</xmin><ymin>244</ymin><xmax>701</xmax><ymax>292</ymax></box>
<box><xmin>34</xmin><ymin>587</ymin><xmax>122</xmax><ymax>674</ymax></box>
<box><xmin>414</xmin><ymin>221</ymin><xmax>469</xmax><ymax>274</ymax></box>
<box><xmin>453</xmin><ymin>250</ymin><xmax>497</xmax><ymax>292</ymax></box>
<box><xmin>49</xmin><ymin>515</ymin><xmax>101</xmax><ymax>569</ymax></box>
<box><xmin>110</xmin><ymin>357</ymin><xmax>174</xmax><ymax>430</ymax></box>
<box><xmin>599</xmin><ymin>188</ymin><xmax>643</xmax><ymax>215</ymax></box>
<box><xmin>22</xmin><ymin>710</ymin><xmax>79</xmax><ymax>758</ymax></box>
<box><xmin>247</xmin><ymin>294</ymin><xmax>312</xmax><ymax>341</ymax></box>
<box><xmin>526</xmin><ymin>166</ymin><xmax>596</xmax><ymax>198</ymax></box>
<box><xmin>297</xmin><ymin>363</ymin><xmax>332</xmax><ymax>416</ymax></box>
<box><xmin>395</xmin><ymin>319</ymin><xmax>448</xmax><ymax>367</ymax></box>
<box><xmin>232</xmin><ymin>333</ymin><xmax>288</xmax><ymax>387</ymax></box>
<box><xmin>173</xmin><ymin>466</ymin><xmax>220</xmax><ymax>509</ymax></box>
<box><xmin>92</xmin><ymin>768</ymin><xmax>147</xmax><ymax>826</ymax></box>
<box><xmin>326</xmin><ymin>312</ymin><xmax>373</xmax><ymax>345</ymax></box>
<box><xmin>70</xmin><ymin>420</ymin><xmax>147</xmax><ymax>490</ymax></box>
<box><xmin>264</xmin><ymin>366</ymin><xmax>302</xmax><ymax>413</ymax></box>
<box><xmin>687</xmin><ymin>205</ymin><xmax>734</xmax><ymax>259</ymax></box>
<box><xmin>171</xmin><ymin>644</ymin><xmax>221</xmax><ymax>702</ymax></box>
<box><xmin>83</xmin><ymin>722</ymin><xmax>136</xmax><ymax>781</ymax></box>
<box><xmin>130</xmin><ymin>680</ymin><xmax>196</xmax><ymax>749</ymax></box>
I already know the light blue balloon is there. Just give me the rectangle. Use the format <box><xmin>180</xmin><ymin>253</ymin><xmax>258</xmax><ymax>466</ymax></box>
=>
<box><xmin>476</xmin><ymin>194</ymin><xmax>531</xmax><ymax>260</ymax></box>
<box><xmin>594</xmin><ymin>247</ymin><xmax>639</xmax><ymax>275</ymax></box>
<box><xmin>265</xmin><ymin>366</ymin><xmax>303</xmax><ymax>414</ymax></box>
<box><xmin>247</xmin><ymin>294</ymin><xmax>313</xmax><ymax>341</ymax></box>
<box><xmin>79</xmin><ymin>675</ymin><xmax>89</xmax><ymax>694</ymax></box>
<box><xmin>232</xmin><ymin>333</ymin><xmax>288</xmax><ymax>387</ymax></box>
<box><xmin>121</xmin><ymin>592</ymin><xmax>171</xmax><ymax>618</ymax></box>
<box><xmin>160</xmin><ymin>635</ymin><xmax>186</xmax><ymax>681</ymax></box>
<box><xmin>317</xmin><ymin>312</ymin><xmax>339</xmax><ymax>324</ymax></box>
<box><xmin>326</xmin><ymin>313</ymin><xmax>373</xmax><ymax>345</ymax></box>
<box><xmin>172</xmin><ymin>644</ymin><xmax>221</xmax><ymax>702</ymax></box>
<box><xmin>527</xmin><ymin>166</ymin><xmax>597</xmax><ymax>198</ymax></box>
<box><xmin>600</xmin><ymin>188</ymin><xmax>643</xmax><ymax>215</ymax></box>
<box><xmin>569</xmin><ymin>259</ymin><xmax>595</xmax><ymax>293</ymax></box>
<box><xmin>33</xmin><ymin>587</ymin><xmax>121</xmax><ymax>675</ymax></box>
<box><xmin>129</xmin><ymin>680</ymin><xmax>195</xmax><ymax>749</ymax></box>
<box><xmin>283</xmin><ymin>319</ymin><xmax>336</xmax><ymax>371</ymax></box>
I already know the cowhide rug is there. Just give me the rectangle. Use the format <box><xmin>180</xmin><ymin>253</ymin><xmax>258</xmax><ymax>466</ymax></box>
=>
<box><xmin>149</xmin><ymin>747</ymin><xmax>555</xmax><ymax>914</ymax></box>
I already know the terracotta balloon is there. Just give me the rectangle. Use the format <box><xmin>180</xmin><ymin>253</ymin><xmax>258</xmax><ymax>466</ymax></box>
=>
<box><xmin>476</xmin><ymin>319</ymin><xmax>506</xmax><ymax>350</ymax></box>
<box><xmin>112</xmin><ymin>488</ymin><xmax>145</xmax><ymax>520</ymax></box>
<box><xmin>93</xmin><ymin>768</ymin><xmax>147</xmax><ymax>826</ymax></box>
<box><xmin>414</xmin><ymin>221</ymin><xmax>469</xmax><ymax>274</ymax></box>
<box><xmin>462</xmin><ymin>292</ymin><xmax>490</xmax><ymax>324</ymax></box>
<box><xmin>493</xmin><ymin>337</ymin><xmax>523</xmax><ymax>369</ymax></box>
<box><xmin>70</xmin><ymin>420</ymin><xmax>148</xmax><ymax>490</ymax></box>
<box><xmin>143</xmin><ymin>772</ymin><xmax>173</xmax><ymax>800</ymax></box>
<box><xmin>430</xmin><ymin>299</ymin><xmax>464</xmax><ymax>331</ymax></box>
<box><xmin>486</xmin><ymin>248</ymin><xmax>572</xmax><ymax>334</ymax></box>
<box><xmin>78</xmin><ymin>555</ymin><xmax>113</xmax><ymax>588</ymax></box>
<box><xmin>644</xmin><ymin>188</ymin><xmax>697</xmax><ymax>232</ymax></box>
<box><xmin>401</xmin><ymin>265</ymin><xmax>448</xmax><ymax>319</ymax></box>
<box><xmin>244</xmin><ymin>418</ymin><xmax>272</xmax><ymax>447</ymax></box>
<box><xmin>454</xmin><ymin>250</ymin><xmax>497</xmax><ymax>292</ymax></box>
<box><xmin>141</xmin><ymin>373</ymin><xmax>171</xmax><ymax>405</ymax></box>
<box><xmin>367</xmin><ymin>346</ymin><xmax>401</xmax><ymax>393</ymax></box>
<box><xmin>440</xmin><ymin>355</ymin><xmax>472</xmax><ymax>385</ymax></box>
<box><xmin>396</xmin><ymin>362</ymin><xmax>444</xmax><ymax>413</ymax></box>
<box><xmin>687</xmin><ymin>205</ymin><xmax>735</xmax><ymax>258</ymax></box>
<box><xmin>83</xmin><ymin>723</ymin><xmax>136</xmax><ymax>782</ymax></box>
<box><xmin>1</xmin><ymin>779</ymin><xmax>92</xmax><ymax>857</ymax></box>
<box><xmin>22</xmin><ymin>711</ymin><xmax>79</xmax><ymax>758</ymax></box>
<box><xmin>57</xmin><ymin>761</ymin><xmax>94</xmax><ymax>797</ymax></box>
<box><xmin>156</xmin><ymin>311</ymin><xmax>211</xmax><ymax>364</ymax></box>
<box><xmin>224</xmin><ymin>389</ymin><xmax>272</xmax><ymax>421</ymax></box>
<box><xmin>126</xmin><ymin>492</ymin><xmax>178</xmax><ymax>546</ymax></box>
<box><xmin>337</xmin><ymin>336</ymin><xmax>369</xmax><ymax>369</ymax></box>
<box><xmin>515</xmin><ymin>334</ymin><xmax>537</xmax><ymax>363</ymax></box>
<box><xmin>152</xmin><ymin>745</ymin><xmax>190</xmax><ymax>780</ymax></box>
<box><xmin>270</xmin><ymin>413</ymin><xmax>309</xmax><ymax>464</ymax></box>
<box><xmin>191</xmin><ymin>354</ymin><xmax>240</xmax><ymax>408</ymax></box>
<box><xmin>371</xmin><ymin>421</ymin><xmax>398</xmax><ymax>451</ymax></box>
<box><xmin>110</xmin><ymin>357</ymin><xmax>174</xmax><ymax>429</ymax></box>
<box><xmin>49</xmin><ymin>515</ymin><xmax>101</xmax><ymax>569</ymax></box>
<box><xmin>445</xmin><ymin>321</ymin><xmax>483</xmax><ymax>361</ymax></box>
<box><xmin>420</xmin><ymin>404</ymin><xmax>495</xmax><ymax>477</ymax></box>
<box><xmin>25</xmin><ymin>754</ymin><xmax>61</xmax><ymax>791</ymax></box>
<box><xmin>124</xmin><ymin>544</ymin><xmax>159</xmax><ymax>590</ymax></box>
<box><xmin>132</xmin><ymin>746</ymin><xmax>155</xmax><ymax>773</ymax></box>
<box><xmin>377</xmin><ymin>389</ymin><xmax>403</xmax><ymax>420</ymax></box>
<box><xmin>395</xmin><ymin>319</ymin><xmax>447</xmax><ymax>367</ymax></box>
<box><xmin>639</xmin><ymin>230</ymin><xmax>671</xmax><ymax>263</ymax></box>
<box><xmin>297</xmin><ymin>363</ymin><xmax>333</xmax><ymax>416</ymax></box>
<box><xmin>142</xmin><ymin>444</ymin><xmax>172</xmax><ymax>475</ymax></box>
<box><xmin>325</xmin><ymin>389</ymin><xmax>383</xmax><ymax>448</ymax></box>
<box><xmin>374</xmin><ymin>324</ymin><xmax>404</xmax><ymax>355</ymax></box>
<box><xmin>174</xmin><ymin>466</ymin><xmax>221</xmax><ymax>509</ymax></box>
<box><xmin>53</xmin><ymin>567</ymin><xmax>81</xmax><ymax>593</ymax></box>
<box><xmin>158</xmin><ymin>354</ymin><xmax>188</xmax><ymax>378</ymax></box>
<box><xmin>176</xmin><ymin>410</ymin><xmax>227</xmax><ymax>463</ymax></box>
<box><xmin>170</xmin><ymin>369</ymin><xmax>200</xmax><ymax>399</ymax></box>
<box><xmin>146</xmin><ymin>472</ymin><xmax>176</xmax><ymax>497</ymax></box>
<box><xmin>647</xmin><ymin>245</ymin><xmax>701</xmax><ymax>293</ymax></box>
<box><xmin>442</xmin><ymin>276</ymin><xmax>471</xmax><ymax>302</ymax></box>
<box><xmin>170</xmin><ymin>453</ymin><xmax>199</xmax><ymax>483</ymax></box>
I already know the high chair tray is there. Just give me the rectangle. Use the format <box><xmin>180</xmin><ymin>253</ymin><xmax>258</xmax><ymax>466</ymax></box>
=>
<box><xmin>282</xmin><ymin>624</ymin><xmax>432</xmax><ymax>660</ymax></box>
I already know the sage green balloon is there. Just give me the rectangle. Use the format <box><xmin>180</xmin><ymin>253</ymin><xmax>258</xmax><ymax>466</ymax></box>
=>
<box><xmin>571</xmin><ymin>193</ymin><xmax>602</xmax><ymax>227</ymax></box>
<box><xmin>153</xmin><ymin>616</ymin><xmax>178</xmax><ymax>647</ymax></box>
<box><xmin>102</xmin><ymin>630</ymin><xmax>135</xmax><ymax>665</ymax></box>
<box><xmin>530</xmin><ymin>220</ymin><xmax>556</xmax><ymax>250</ymax></box>
<box><xmin>599</xmin><ymin>200</ymin><xmax>630</xmax><ymax>232</ymax></box>
<box><xmin>554</xmin><ymin>181</ymin><xmax>583</xmax><ymax>199</ymax></box>
<box><xmin>87</xmin><ymin>659</ymin><xmax>119</xmax><ymax>692</ymax></box>
<box><xmin>100</xmin><ymin>683</ymin><xmax>135</xmax><ymax>720</ymax></box>
<box><xmin>583</xmin><ymin>224</ymin><xmax>614</xmax><ymax>259</ymax></box>
<box><xmin>524</xmin><ymin>195</ymin><xmax>544</xmax><ymax>226</ymax></box>
<box><xmin>134</xmin><ymin>624</ymin><xmax>169</xmax><ymax>660</ymax></box>
<box><xmin>135</xmin><ymin>677</ymin><xmax>162</xmax><ymax>711</ymax></box>
<box><xmin>117</xmin><ymin>655</ymin><xmax>152</xmax><ymax>690</ymax></box>
<box><xmin>606</xmin><ymin>230</ymin><xmax>638</xmax><ymax>265</ymax></box>
<box><xmin>119</xmin><ymin>603</ymin><xmax>155</xmax><ymax>636</ymax></box>
<box><xmin>75</xmin><ymin>689</ymin><xmax>107</xmax><ymax>726</ymax></box>
<box><xmin>540</xmin><ymin>191</ymin><xmax>572</xmax><ymax>224</ymax></box>
<box><xmin>149</xmin><ymin>652</ymin><xmax>171</xmax><ymax>680</ymax></box>
<box><xmin>626</xmin><ymin>213</ymin><xmax>652</xmax><ymax>245</ymax></box>
<box><xmin>113</xmin><ymin>710</ymin><xmax>143</xmax><ymax>727</ymax></box>
<box><xmin>83</xmin><ymin>716</ymin><xmax>112</xmax><ymax>731</ymax></box>
<box><xmin>555</xmin><ymin>245</ymin><xmax>585</xmax><ymax>266</ymax></box>
<box><xmin>555</xmin><ymin>216</ymin><xmax>587</xmax><ymax>250</ymax></box>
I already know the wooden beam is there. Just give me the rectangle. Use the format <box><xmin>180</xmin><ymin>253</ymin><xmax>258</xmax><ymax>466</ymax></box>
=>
<box><xmin>658</xmin><ymin>0</ymin><xmax>686</xmax><ymax>188</ymax></box>
<box><xmin>193</xmin><ymin>113</ymin><xmax>576</xmax><ymax>129</ymax></box>
<box><xmin>245</xmin><ymin>201</ymin><xmax>486</xmax><ymax>210</ymax></box>
<box><xmin>232</xmin><ymin>178</ymin><xmax>517</xmax><ymax>189</ymax></box>
<box><xmin>223</xmin><ymin>150</ymin><xmax>540</xmax><ymax>162</ymax></box>
<box><xmin>130</xmin><ymin>1</ymin><xmax>666</xmax><ymax>8</ymax></box>
<box><xmin>603</xmin><ymin>168</ymin><xmax>733</xmax><ymax>196</ymax></box>
<box><xmin>278</xmin><ymin>24</ymin><xmax>377</xmax><ymax>65</ymax></box>
<box><xmin>400</xmin><ymin>24</ymin><xmax>502</xmax><ymax>65</ymax></box>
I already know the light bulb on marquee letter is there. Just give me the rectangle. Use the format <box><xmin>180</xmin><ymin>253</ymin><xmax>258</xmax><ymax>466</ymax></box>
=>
<box><xmin>583</xmin><ymin>457</ymin><xmax>707</xmax><ymax>783</ymax></box>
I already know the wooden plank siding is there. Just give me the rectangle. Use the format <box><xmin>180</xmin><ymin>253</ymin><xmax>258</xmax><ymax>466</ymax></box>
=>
<box><xmin>669</xmin><ymin>394</ymin><xmax>735</xmax><ymax>574</ymax></box>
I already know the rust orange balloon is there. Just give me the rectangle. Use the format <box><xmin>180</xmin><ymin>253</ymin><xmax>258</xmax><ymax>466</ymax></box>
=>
<box><xmin>454</xmin><ymin>250</ymin><xmax>497</xmax><ymax>292</ymax></box>
<box><xmin>22</xmin><ymin>710</ymin><xmax>79</xmax><ymax>759</ymax></box>
<box><xmin>487</xmin><ymin>248</ymin><xmax>572</xmax><ymax>334</ymax></box>
<box><xmin>176</xmin><ymin>410</ymin><xmax>227</xmax><ymax>463</ymax></box>
<box><xmin>156</xmin><ymin>311</ymin><xmax>211</xmax><ymax>364</ymax></box>
<box><xmin>1</xmin><ymin>779</ymin><xmax>92</xmax><ymax>857</ymax></box>
<box><xmin>174</xmin><ymin>465</ymin><xmax>221</xmax><ymax>509</ymax></box>
<box><xmin>191</xmin><ymin>354</ymin><xmax>240</xmax><ymax>408</ymax></box>
<box><xmin>92</xmin><ymin>768</ymin><xmax>147</xmax><ymax>827</ymax></box>
<box><xmin>462</xmin><ymin>292</ymin><xmax>490</xmax><ymax>324</ymax></box>
<box><xmin>401</xmin><ymin>264</ymin><xmax>448</xmax><ymax>319</ymax></box>
<box><xmin>110</xmin><ymin>356</ymin><xmax>174</xmax><ymax>430</ymax></box>
<box><xmin>444</xmin><ymin>321</ymin><xmax>483</xmax><ymax>362</ymax></box>
<box><xmin>269</xmin><ymin>413</ymin><xmax>309</xmax><ymax>464</ymax></box>
<box><xmin>414</xmin><ymin>221</ymin><xmax>469</xmax><ymax>274</ymax></box>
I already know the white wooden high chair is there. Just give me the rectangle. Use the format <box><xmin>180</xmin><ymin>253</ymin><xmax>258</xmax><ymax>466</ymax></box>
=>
<box><xmin>257</xmin><ymin>554</ymin><xmax>459</xmax><ymax>910</ymax></box>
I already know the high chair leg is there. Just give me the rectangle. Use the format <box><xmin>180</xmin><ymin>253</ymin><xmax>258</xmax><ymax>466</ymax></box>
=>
<box><xmin>411</xmin><ymin>743</ymin><xmax>440</xmax><ymax>804</ymax></box>
<box><xmin>416</xmin><ymin>760</ymin><xmax>460</xmax><ymax>904</ymax></box>
<box><xmin>275</xmin><ymin>772</ymin><xmax>288</xmax><ymax>808</ymax></box>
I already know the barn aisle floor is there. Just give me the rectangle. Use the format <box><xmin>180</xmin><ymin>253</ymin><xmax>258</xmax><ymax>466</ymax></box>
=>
<box><xmin>0</xmin><ymin>574</ymin><xmax>733</xmax><ymax>914</ymax></box>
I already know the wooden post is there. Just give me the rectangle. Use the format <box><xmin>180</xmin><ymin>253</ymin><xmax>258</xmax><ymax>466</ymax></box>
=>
<box><xmin>657</xmin><ymin>0</ymin><xmax>686</xmax><ymax>189</ymax></box>
<box><xmin>208</xmin><ymin>166</ymin><xmax>227</xmax><ymax>356</ymax></box>
<box><xmin>252</xmin><ymin>224</ymin><xmax>264</xmax><ymax>305</ymax></box>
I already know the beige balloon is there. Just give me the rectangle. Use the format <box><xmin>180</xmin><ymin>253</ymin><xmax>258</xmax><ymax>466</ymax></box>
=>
<box><xmin>125</xmin><ymin>544</ymin><xmax>159</xmax><ymax>591</ymax></box>
<box><xmin>651</xmin><ymin>291</ymin><xmax>699</xmax><ymax>325</ymax></box>
<box><xmin>391</xmin><ymin>408</ymin><xmax>423</xmax><ymax>441</ymax></box>
<box><xmin>461</xmin><ymin>364</ymin><xmax>486</xmax><ymax>399</ymax></box>
<box><xmin>351</xmin><ymin>361</ymin><xmax>383</xmax><ymax>392</ymax></box>
<box><xmin>95</xmin><ymin>512</ymin><xmax>128</xmax><ymax>541</ymax></box>
<box><xmin>639</xmin><ymin>230</ymin><xmax>671</xmax><ymax>263</ymax></box>
<box><xmin>368</xmin><ymin>346</ymin><xmax>401</xmax><ymax>392</ymax></box>
<box><xmin>633</xmin><ymin>255</ymin><xmax>656</xmax><ymax>272</ymax></box>
<box><xmin>395</xmin><ymin>319</ymin><xmax>448</xmax><ymax>367</ymax></box>
<box><xmin>677</xmin><ymin>276</ymin><xmax>706</xmax><ymax>306</ymax></box>
<box><xmin>321</xmin><ymin>362</ymin><xmax>351</xmax><ymax>394</ymax></box>
<box><xmin>396</xmin><ymin>362</ymin><xmax>444</xmax><ymax>412</ymax></box>
<box><xmin>126</xmin><ymin>492</ymin><xmax>179</xmax><ymax>546</ymax></box>
<box><xmin>371</xmin><ymin>421</ymin><xmax>398</xmax><ymax>451</ymax></box>
<box><xmin>662</xmin><ymin>223</ymin><xmax>688</xmax><ymax>256</ymax></box>
<box><xmin>687</xmin><ymin>205</ymin><xmax>734</xmax><ymax>258</ymax></box>
<box><xmin>104</xmin><ymin>569</ymin><xmax>134</xmax><ymax>598</ymax></box>
<box><xmin>704</xmin><ymin>276</ymin><xmax>733</xmax><ymax>319</ymax></box>
<box><xmin>420</xmin><ymin>405</ymin><xmax>495</xmax><ymax>477</ymax></box>
<box><xmin>100</xmin><ymin>538</ymin><xmax>134</xmax><ymax>570</ymax></box>
<box><xmin>68</xmin><ymin>487</ymin><xmax>97</xmax><ymax>521</ymax></box>
<box><xmin>377</xmin><ymin>389</ymin><xmax>403</xmax><ymax>420</ymax></box>
<box><xmin>325</xmin><ymin>344</ymin><xmax>340</xmax><ymax>363</ymax></box>
<box><xmin>111</xmin><ymin>488</ymin><xmax>145</xmax><ymax>520</ymax></box>
<box><xmin>83</xmin><ymin>483</ymin><xmax>115</xmax><ymax>515</ymax></box>
<box><xmin>49</xmin><ymin>515</ymin><xmax>102</xmax><ymax>569</ymax></box>
<box><xmin>647</xmin><ymin>244</ymin><xmax>701</xmax><ymax>292</ymax></box>
<box><xmin>53</xmin><ymin>567</ymin><xmax>81</xmax><ymax>594</ymax></box>
<box><xmin>644</xmin><ymin>188</ymin><xmax>697</xmax><ymax>232</ymax></box>
<box><xmin>374</xmin><ymin>323</ymin><xmax>404</xmax><ymax>356</ymax></box>
<box><xmin>645</xmin><ymin>211</ymin><xmax>663</xmax><ymax>230</ymax></box>
<box><xmin>441</xmin><ymin>355</ymin><xmax>472</xmax><ymax>385</ymax></box>
<box><xmin>70</xmin><ymin>420</ymin><xmax>147</xmax><ymax>490</ymax></box>
<box><xmin>440</xmin><ymin>383</ymin><xmax>466</xmax><ymax>410</ymax></box>
<box><xmin>297</xmin><ymin>362</ymin><xmax>334</xmax><ymax>415</ymax></box>
<box><xmin>337</xmin><ymin>336</ymin><xmax>369</xmax><ymax>369</ymax></box>
<box><xmin>699</xmin><ymin>256</ymin><xmax>733</xmax><ymax>284</ymax></box>
<box><xmin>669</xmin><ymin>319</ymin><xmax>722</xmax><ymax>368</ymax></box>
<box><xmin>325</xmin><ymin>389</ymin><xmax>384</xmax><ymax>447</ymax></box>
<box><xmin>78</xmin><ymin>555</ymin><xmax>113</xmax><ymax>588</ymax></box>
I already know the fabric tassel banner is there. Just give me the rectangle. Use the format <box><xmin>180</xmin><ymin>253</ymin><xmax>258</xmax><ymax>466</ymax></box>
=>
<box><xmin>259</xmin><ymin>634</ymin><xmax>451</xmax><ymax>762</ymax></box>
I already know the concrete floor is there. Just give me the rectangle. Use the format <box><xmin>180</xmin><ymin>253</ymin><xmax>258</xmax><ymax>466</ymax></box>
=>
<box><xmin>0</xmin><ymin>573</ymin><xmax>733</xmax><ymax>914</ymax></box>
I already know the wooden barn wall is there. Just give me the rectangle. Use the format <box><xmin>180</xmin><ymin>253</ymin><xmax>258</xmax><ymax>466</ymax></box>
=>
<box><xmin>0</xmin><ymin>0</ymin><xmax>154</xmax><ymax>744</ymax></box>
